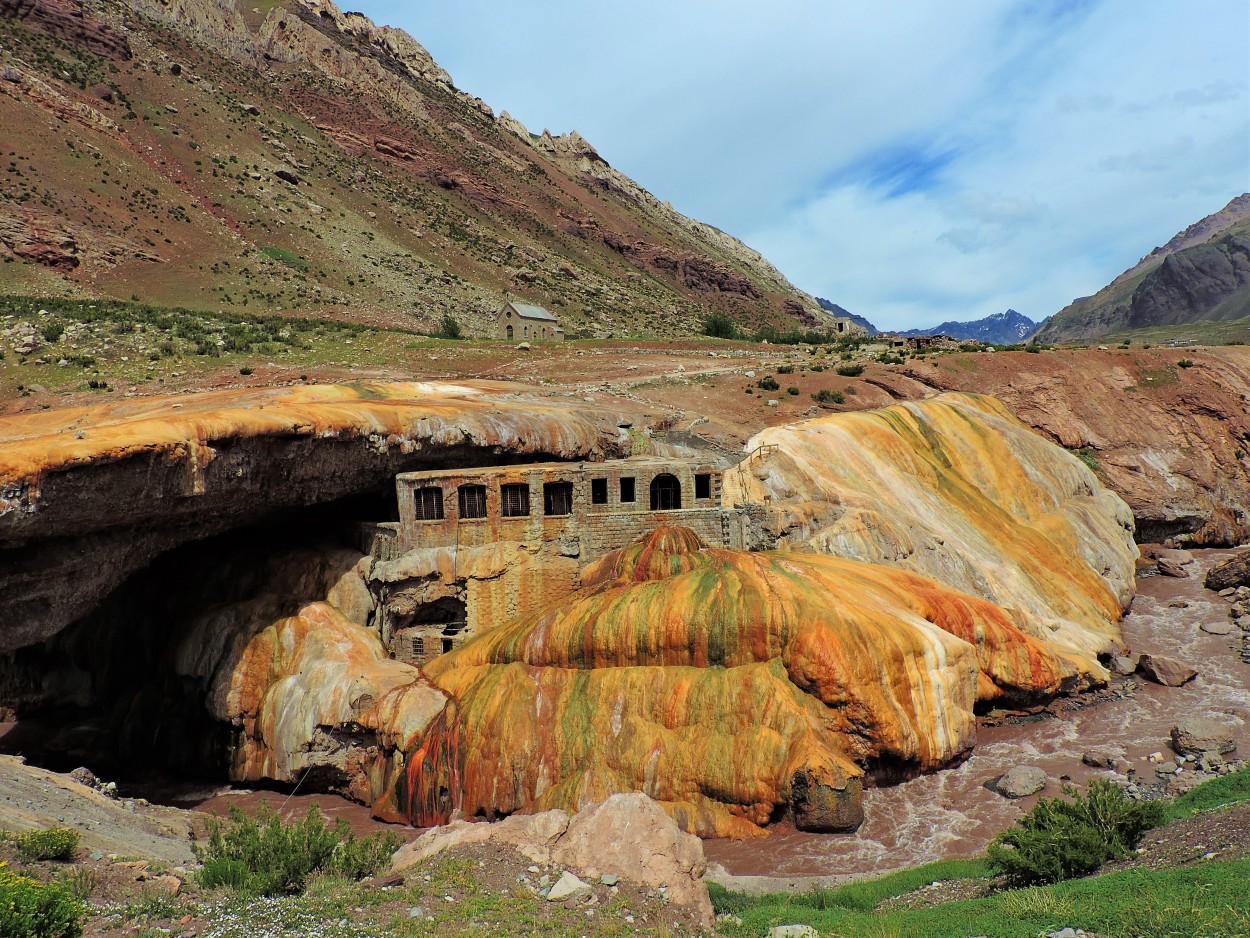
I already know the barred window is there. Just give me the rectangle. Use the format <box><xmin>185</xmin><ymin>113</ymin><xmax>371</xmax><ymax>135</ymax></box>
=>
<box><xmin>650</xmin><ymin>473</ymin><xmax>681</xmax><ymax>511</ymax></box>
<box><xmin>500</xmin><ymin>483</ymin><xmax>530</xmax><ymax>517</ymax></box>
<box><xmin>458</xmin><ymin>484</ymin><xmax>487</xmax><ymax>519</ymax></box>
<box><xmin>411</xmin><ymin>635</ymin><xmax>425</xmax><ymax>660</ymax></box>
<box><xmin>544</xmin><ymin>481</ymin><xmax>574</xmax><ymax>516</ymax></box>
<box><xmin>591</xmin><ymin>478</ymin><xmax>608</xmax><ymax>505</ymax></box>
<box><xmin>412</xmin><ymin>486</ymin><xmax>444</xmax><ymax>520</ymax></box>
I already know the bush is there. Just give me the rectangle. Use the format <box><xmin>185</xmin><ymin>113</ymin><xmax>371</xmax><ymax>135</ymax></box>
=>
<box><xmin>756</xmin><ymin>376</ymin><xmax>780</xmax><ymax>391</ymax></box>
<box><xmin>194</xmin><ymin>803</ymin><xmax>401</xmax><ymax>896</ymax></box>
<box><xmin>812</xmin><ymin>388</ymin><xmax>845</xmax><ymax>405</ymax></box>
<box><xmin>701</xmin><ymin>312</ymin><xmax>737</xmax><ymax>339</ymax></box>
<box><xmin>239</xmin><ymin>366</ymin><xmax>254</xmax><ymax>375</ymax></box>
<box><xmin>39</xmin><ymin>321</ymin><xmax>65</xmax><ymax>343</ymax></box>
<box><xmin>438</xmin><ymin>314</ymin><xmax>462</xmax><ymax>340</ymax></box>
<box><xmin>787</xmin><ymin>386</ymin><xmax>800</xmax><ymax>395</ymax></box>
<box><xmin>987</xmin><ymin>780</ymin><xmax>1165</xmax><ymax>886</ymax></box>
<box><xmin>777</xmin><ymin>365</ymin><xmax>795</xmax><ymax>374</ymax></box>
<box><xmin>877</xmin><ymin>353</ymin><xmax>904</xmax><ymax>365</ymax></box>
<box><xmin>1177</xmin><ymin>358</ymin><xmax>1194</xmax><ymax>368</ymax></box>
<box><xmin>0</xmin><ymin>863</ymin><xmax>84</xmax><ymax>938</ymax></box>
<box><xmin>835</xmin><ymin>363</ymin><xmax>864</xmax><ymax>377</ymax></box>
<box><xmin>14</xmin><ymin>828</ymin><xmax>80</xmax><ymax>862</ymax></box>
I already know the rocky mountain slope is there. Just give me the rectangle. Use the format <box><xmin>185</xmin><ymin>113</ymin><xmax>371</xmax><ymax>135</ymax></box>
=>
<box><xmin>1035</xmin><ymin>194</ymin><xmax>1250</xmax><ymax>343</ymax></box>
<box><xmin>0</xmin><ymin>0</ymin><xmax>825</xmax><ymax>336</ymax></box>
<box><xmin>897</xmin><ymin>309</ymin><xmax>1038</xmax><ymax>343</ymax></box>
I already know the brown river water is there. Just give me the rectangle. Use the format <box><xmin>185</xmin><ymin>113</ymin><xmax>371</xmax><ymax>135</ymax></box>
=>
<box><xmin>705</xmin><ymin>548</ymin><xmax>1250</xmax><ymax>877</ymax></box>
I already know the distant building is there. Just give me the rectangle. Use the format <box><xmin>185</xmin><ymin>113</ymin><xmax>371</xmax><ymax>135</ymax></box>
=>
<box><xmin>498</xmin><ymin>300</ymin><xmax>565</xmax><ymax>342</ymax></box>
<box><xmin>830</xmin><ymin>317</ymin><xmax>866</xmax><ymax>336</ymax></box>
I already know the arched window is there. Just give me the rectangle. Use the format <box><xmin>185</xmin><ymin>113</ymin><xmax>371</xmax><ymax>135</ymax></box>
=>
<box><xmin>650</xmin><ymin>473</ymin><xmax>681</xmax><ymax>511</ymax></box>
<box><xmin>506</xmin><ymin>324</ymin><xmax>514</xmax><ymax>339</ymax></box>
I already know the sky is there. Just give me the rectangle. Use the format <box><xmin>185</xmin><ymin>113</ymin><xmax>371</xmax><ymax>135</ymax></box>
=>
<box><xmin>348</xmin><ymin>1</ymin><xmax>1248</xmax><ymax>331</ymax></box>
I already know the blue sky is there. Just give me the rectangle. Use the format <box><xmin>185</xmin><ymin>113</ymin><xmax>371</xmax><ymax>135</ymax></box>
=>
<box><xmin>347</xmin><ymin>1</ymin><xmax>1248</xmax><ymax>331</ymax></box>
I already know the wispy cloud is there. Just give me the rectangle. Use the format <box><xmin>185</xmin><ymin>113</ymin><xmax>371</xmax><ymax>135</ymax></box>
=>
<box><xmin>352</xmin><ymin>0</ymin><xmax>1249</xmax><ymax>330</ymax></box>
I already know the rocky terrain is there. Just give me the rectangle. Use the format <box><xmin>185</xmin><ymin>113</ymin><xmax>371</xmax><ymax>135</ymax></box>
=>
<box><xmin>1035</xmin><ymin>193</ymin><xmax>1250</xmax><ymax>343</ymax></box>
<box><xmin>0</xmin><ymin>0</ymin><xmax>824</xmax><ymax>336</ymax></box>
<box><xmin>0</xmin><ymin>384</ymin><xmax>1135</xmax><ymax>843</ymax></box>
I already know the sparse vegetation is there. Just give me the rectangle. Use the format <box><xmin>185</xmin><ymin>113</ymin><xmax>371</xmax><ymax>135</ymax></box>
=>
<box><xmin>194</xmin><ymin>803</ymin><xmax>400</xmax><ymax>896</ymax></box>
<box><xmin>835</xmin><ymin>363</ymin><xmax>864</xmax><ymax>377</ymax></box>
<box><xmin>987</xmin><ymin>780</ymin><xmax>1166</xmax><ymax>886</ymax></box>
<box><xmin>756</xmin><ymin>376</ymin><xmax>780</xmax><ymax>391</ymax></box>
<box><xmin>1073</xmin><ymin>446</ymin><xmax>1099</xmax><ymax>471</ymax></box>
<box><xmin>701</xmin><ymin>311</ymin><xmax>738</xmax><ymax>340</ymax></box>
<box><xmin>812</xmin><ymin>388</ymin><xmax>845</xmax><ymax>405</ymax></box>
<box><xmin>0</xmin><ymin>863</ymin><xmax>84</xmax><ymax>938</ymax></box>
<box><xmin>437</xmin><ymin>314</ymin><xmax>463</xmax><ymax>340</ymax></box>
<box><xmin>13</xmin><ymin>828</ymin><xmax>80</xmax><ymax>862</ymax></box>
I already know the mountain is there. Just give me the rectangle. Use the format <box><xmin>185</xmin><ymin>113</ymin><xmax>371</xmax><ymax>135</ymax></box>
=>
<box><xmin>815</xmin><ymin>297</ymin><xmax>878</xmax><ymax>335</ymax></box>
<box><xmin>1033</xmin><ymin>194</ymin><xmax>1250</xmax><ymax>343</ymax></box>
<box><xmin>897</xmin><ymin>309</ymin><xmax>1038</xmax><ymax>343</ymax></box>
<box><xmin>0</xmin><ymin>0</ymin><xmax>829</xmax><ymax>337</ymax></box>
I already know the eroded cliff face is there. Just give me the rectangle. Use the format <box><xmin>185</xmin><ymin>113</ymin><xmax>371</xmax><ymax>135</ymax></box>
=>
<box><xmin>2</xmin><ymin>391</ymin><xmax>1136</xmax><ymax>839</ymax></box>
<box><xmin>0</xmin><ymin>381</ymin><xmax>632</xmax><ymax>652</ymax></box>
<box><xmin>723</xmin><ymin>393</ymin><xmax>1136</xmax><ymax>664</ymax></box>
<box><xmin>887</xmin><ymin>348</ymin><xmax>1250</xmax><ymax>546</ymax></box>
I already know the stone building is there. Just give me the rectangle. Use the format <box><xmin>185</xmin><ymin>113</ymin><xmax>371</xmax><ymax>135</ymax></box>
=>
<box><xmin>360</xmin><ymin>457</ymin><xmax>749</xmax><ymax>665</ymax></box>
<box><xmin>497</xmin><ymin>300</ymin><xmax>565</xmax><ymax>342</ymax></box>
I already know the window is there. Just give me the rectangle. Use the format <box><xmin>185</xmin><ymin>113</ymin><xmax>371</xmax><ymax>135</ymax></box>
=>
<box><xmin>620</xmin><ymin>477</ymin><xmax>636</xmax><ymax>503</ymax></box>
<box><xmin>410</xmin><ymin>635</ymin><xmax>425</xmax><ymax>660</ymax></box>
<box><xmin>458</xmin><ymin>484</ymin><xmax>487</xmax><ymax>519</ymax></box>
<box><xmin>695</xmin><ymin>474</ymin><xmax>711</xmax><ymax>500</ymax></box>
<box><xmin>500</xmin><ymin>483</ymin><xmax>530</xmax><ymax>517</ymax></box>
<box><xmin>441</xmin><ymin>637</ymin><xmax>454</xmax><ymax>654</ymax></box>
<box><xmin>412</xmin><ymin>486</ymin><xmax>444</xmax><ymax>521</ymax></box>
<box><xmin>650</xmin><ymin>473</ymin><xmax>681</xmax><ymax>511</ymax></box>
<box><xmin>591</xmin><ymin>478</ymin><xmax>608</xmax><ymax>505</ymax></box>
<box><xmin>544</xmin><ymin>481</ymin><xmax>574</xmax><ymax>516</ymax></box>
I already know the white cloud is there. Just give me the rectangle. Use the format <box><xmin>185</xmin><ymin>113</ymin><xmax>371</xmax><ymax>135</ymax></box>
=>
<box><xmin>349</xmin><ymin>0</ymin><xmax>1249</xmax><ymax>330</ymax></box>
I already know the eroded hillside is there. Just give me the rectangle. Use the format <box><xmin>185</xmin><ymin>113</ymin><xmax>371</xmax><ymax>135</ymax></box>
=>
<box><xmin>0</xmin><ymin>0</ymin><xmax>824</xmax><ymax>336</ymax></box>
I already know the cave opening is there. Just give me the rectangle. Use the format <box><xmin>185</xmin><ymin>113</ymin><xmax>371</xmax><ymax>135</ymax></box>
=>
<box><xmin>0</xmin><ymin>484</ymin><xmax>401</xmax><ymax>792</ymax></box>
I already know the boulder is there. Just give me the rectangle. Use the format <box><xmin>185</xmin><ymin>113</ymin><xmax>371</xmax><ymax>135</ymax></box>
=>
<box><xmin>391</xmin><ymin>793</ymin><xmax>713</xmax><ymax>927</ymax></box>
<box><xmin>1156</xmin><ymin>557</ymin><xmax>1191</xmax><ymax>578</ymax></box>
<box><xmin>1205</xmin><ymin>550</ymin><xmax>1250</xmax><ymax>591</ymax></box>
<box><xmin>546</xmin><ymin>871</ymin><xmax>591</xmax><ymax>902</ymax></box>
<box><xmin>1200</xmin><ymin>621</ymin><xmax>1237</xmax><ymax>635</ymax></box>
<box><xmin>1138</xmin><ymin>654</ymin><xmax>1198</xmax><ymax>687</ymax></box>
<box><xmin>789</xmin><ymin>767</ymin><xmax>864</xmax><ymax>832</ymax></box>
<box><xmin>994</xmin><ymin>765</ymin><xmax>1048</xmax><ymax>798</ymax></box>
<box><xmin>550</xmin><ymin>794</ymin><xmax>711</xmax><ymax>924</ymax></box>
<box><xmin>768</xmin><ymin>928</ymin><xmax>819</xmax><ymax>938</ymax></box>
<box><xmin>1171</xmin><ymin>717</ymin><xmax>1237</xmax><ymax>756</ymax></box>
<box><xmin>1109</xmin><ymin>655</ymin><xmax>1138</xmax><ymax>675</ymax></box>
<box><xmin>1081</xmin><ymin>749</ymin><xmax>1116</xmax><ymax>769</ymax></box>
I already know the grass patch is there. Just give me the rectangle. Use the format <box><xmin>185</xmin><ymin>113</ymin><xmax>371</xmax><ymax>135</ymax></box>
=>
<box><xmin>713</xmin><ymin>858</ymin><xmax>1250</xmax><ymax>938</ymax></box>
<box><xmin>1168</xmin><ymin>765</ymin><xmax>1250</xmax><ymax>820</ymax></box>
<box><xmin>258</xmin><ymin>246</ymin><xmax>308</xmax><ymax>271</ymax></box>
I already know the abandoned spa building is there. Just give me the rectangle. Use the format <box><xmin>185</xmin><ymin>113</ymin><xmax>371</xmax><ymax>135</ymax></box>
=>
<box><xmin>359</xmin><ymin>456</ymin><xmax>753</xmax><ymax>665</ymax></box>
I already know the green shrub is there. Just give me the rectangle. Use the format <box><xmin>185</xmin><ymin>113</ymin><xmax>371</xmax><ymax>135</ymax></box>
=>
<box><xmin>877</xmin><ymin>353</ymin><xmax>904</xmax><ymax>365</ymax></box>
<box><xmin>39</xmin><ymin>321</ymin><xmax>65</xmax><ymax>343</ymax></box>
<box><xmin>756</xmin><ymin>376</ymin><xmax>780</xmax><ymax>391</ymax></box>
<box><xmin>777</xmin><ymin>365</ymin><xmax>795</xmax><ymax>374</ymax></box>
<box><xmin>812</xmin><ymin>388</ymin><xmax>844</xmax><ymax>405</ymax></box>
<box><xmin>239</xmin><ymin>366</ymin><xmax>254</xmax><ymax>375</ymax></box>
<box><xmin>14</xmin><ymin>828</ymin><xmax>80</xmax><ymax>862</ymax></box>
<box><xmin>194</xmin><ymin>803</ymin><xmax>401</xmax><ymax>896</ymax></box>
<box><xmin>787</xmin><ymin>386</ymin><xmax>800</xmax><ymax>395</ymax></box>
<box><xmin>701</xmin><ymin>312</ymin><xmax>737</xmax><ymax>339</ymax></box>
<box><xmin>835</xmin><ymin>363</ymin><xmax>864</xmax><ymax>377</ymax></box>
<box><xmin>1177</xmin><ymin>358</ymin><xmax>1194</xmax><ymax>368</ymax></box>
<box><xmin>438</xmin><ymin>314</ymin><xmax>462</xmax><ymax>340</ymax></box>
<box><xmin>987</xmin><ymin>780</ymin><xmax>1165</xmax><ymax>886</ymax></box>
<box><xmin>0</xmin><ymin>863</ymin><xmax>84</xmax><ymax>938</ymax></box>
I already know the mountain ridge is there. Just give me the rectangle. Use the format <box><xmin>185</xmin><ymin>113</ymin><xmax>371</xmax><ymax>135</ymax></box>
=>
<box><xmin>1034</xmin><ymin>193</ymin><xmax>1250</xmax><ymax>343</ymax></box>
<box><xmin>897</xmin><ymin>309</ymin><xmax>1039</xmax><ymax>343</ymax></box>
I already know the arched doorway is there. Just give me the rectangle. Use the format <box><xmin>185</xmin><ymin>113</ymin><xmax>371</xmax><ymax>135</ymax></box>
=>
<box><xmin>650</xmin><ymin>473</ymin><xmax>681</xmax><ymax>510</ymax></box>
<box><xmin>506</xmin><ymin>324</ymin><xmax>514</xmax><ymax>339</ymax></box>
